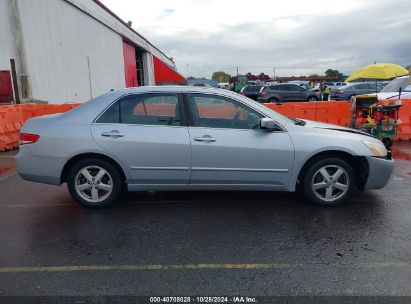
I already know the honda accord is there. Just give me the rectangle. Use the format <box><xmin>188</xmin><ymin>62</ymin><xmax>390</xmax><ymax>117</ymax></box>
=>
<box><xmin>16</xmin><ymin>86</ymin><xmax>394</xmax><ymax>208</ymax></box>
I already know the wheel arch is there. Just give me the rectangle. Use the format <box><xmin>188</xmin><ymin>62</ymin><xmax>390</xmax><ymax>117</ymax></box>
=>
<box><xmin>61</xmin><ymin>153</ymin><xmax>127</xmax><ymax>184</ymax></box>
<box><xmin>297</xmin><ymin>150</ymin><xmax>369</xmax><ymax>190</ymax></box>
<box><xmin>269</xmin><ymin>95</ymin><xmax>280</xmax><ymax>102</ymax></box>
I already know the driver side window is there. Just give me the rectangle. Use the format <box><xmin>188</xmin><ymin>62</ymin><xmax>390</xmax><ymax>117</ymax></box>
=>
<box><xmin>186</xmin><ymin>93</ymin><xmax>264</xmax><ymax>130</ymax></box>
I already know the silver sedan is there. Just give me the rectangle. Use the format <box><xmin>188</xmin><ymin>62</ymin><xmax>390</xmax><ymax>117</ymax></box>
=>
<box><xmin>16</xmin><ymin>86</ymin><xmax>394</xmax><ymax>208</ymax></box>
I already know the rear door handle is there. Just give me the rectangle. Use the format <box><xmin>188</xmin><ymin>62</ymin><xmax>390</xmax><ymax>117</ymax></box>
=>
<box><xmin>101</xmin><ymin>130</ymin><xmax>124</xmax><ymax>138</ymax></box>
<box><xmin>193</xmin><ymin>135</ymin><xmax>216</xmax><ymax>142</ymax></box>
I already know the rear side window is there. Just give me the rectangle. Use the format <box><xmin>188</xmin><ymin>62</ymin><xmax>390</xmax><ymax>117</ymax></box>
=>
<box><xmin>97</xmin><ymin>102</ymin><xmax>120</xmax><ymax>123</ymax></box>
<box><xmin>290</xmin><ymin>84</ymin><xmax>305</xmax><ymax>92</ymax></box>
<box><xmin>96</xmin><ymin>93</ymin><xmax>181</xmax><ymax>126</ymax></box>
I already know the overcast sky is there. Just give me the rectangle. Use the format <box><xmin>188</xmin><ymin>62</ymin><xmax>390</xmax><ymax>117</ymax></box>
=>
<box><xmin>102</xmin><ymin>0</ymin><xmax>411</xmax><ymax>79</ymax></box>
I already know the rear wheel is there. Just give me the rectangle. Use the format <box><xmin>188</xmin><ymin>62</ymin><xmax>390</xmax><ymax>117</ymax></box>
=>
<box><xmin>67</xmin><ymin>158</ymin><xmax>123</xmax><ymax>208</ymax></box>
<box><xmin>302</xmin><ymin>158</ymin><xmax>356</xmax><ymax>206</ymax></box>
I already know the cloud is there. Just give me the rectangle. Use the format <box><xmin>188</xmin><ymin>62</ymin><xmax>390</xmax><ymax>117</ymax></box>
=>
<box><xmin>155</xmin><ymin>9</ymin><xmax>174</xmax><ymax>21</ymax></box>
<box><xmin>101</xmin><ymin>0</ymin><xmax>411</xmax><ymax>78</ymax></box>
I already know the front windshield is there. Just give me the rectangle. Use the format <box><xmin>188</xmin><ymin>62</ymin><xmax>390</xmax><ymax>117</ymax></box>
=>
<box><xmin>381</xmin><ymin>76</ymin><xmax>410</xmax><ymax>92</ymax></box>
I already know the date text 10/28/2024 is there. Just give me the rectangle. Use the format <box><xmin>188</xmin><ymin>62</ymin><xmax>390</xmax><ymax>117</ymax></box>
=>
<box><xmin>150</xmin><ymin>296</ymin><xmax>257</xmax><ymax>303</ymax></box>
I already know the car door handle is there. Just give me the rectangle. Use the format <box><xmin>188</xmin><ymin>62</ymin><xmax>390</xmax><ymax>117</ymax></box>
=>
<box><xmin>101</xmin><ymin>130</ymin><xmax>124</xmax><ymax>138</ymax></box>
<box><xmin>193</xmin><ymin>135</ymin><xmax>216</xmax><ymax>142</ymax></box>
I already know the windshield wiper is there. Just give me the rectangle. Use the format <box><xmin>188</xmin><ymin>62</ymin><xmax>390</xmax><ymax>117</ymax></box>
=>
<box><xmin>288</xmin><ymin>116</ymin><xmax>306</xmax><ymax>126</ymax></box>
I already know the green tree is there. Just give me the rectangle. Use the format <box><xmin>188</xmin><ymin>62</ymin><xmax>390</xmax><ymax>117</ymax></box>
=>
<box><xmin>325</xmin><ymin>69</ymin><xmax>344</xmax><ymax>81</ymax></box>
<box><xmin>212</xmin><ymin>71</ymin><xmax>231</xmax><ymax>83</ymax></box>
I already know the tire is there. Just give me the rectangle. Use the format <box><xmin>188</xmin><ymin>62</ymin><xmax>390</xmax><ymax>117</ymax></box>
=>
<box><xmin>302</xmin><ymin>157</ymin><xmax>356</xmax><ymax>206</ymax></box>
<box><xmin>67</xmin><ymin>158</ymin><xmax>123</xmax><ymax>208</ymax></box>
<box><xmin>308</xmin><ymin>96</ymin><xmax>318</xmax><ymax>101</ymax></box>
<box><xmin>269</xmin><ymin>97</ymin><xmax>280</xmax><ymax>103</ymax></box>
<box><xmin>382</xmin><ymin>138</ymin><xmax>392</xmax><ymax>149</ymax></box>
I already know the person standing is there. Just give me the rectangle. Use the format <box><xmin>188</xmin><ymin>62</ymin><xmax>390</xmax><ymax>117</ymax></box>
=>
<box><xmin>323</xmin><ymin>84</ymin><xmax>331</xmax><ymax>101</ymax></box>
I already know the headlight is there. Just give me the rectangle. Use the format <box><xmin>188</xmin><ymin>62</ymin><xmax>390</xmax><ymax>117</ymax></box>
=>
<box><xmin>362</xmin><ymin>140</ymin><xmax>387</xmax><ymax>157</ymax></box>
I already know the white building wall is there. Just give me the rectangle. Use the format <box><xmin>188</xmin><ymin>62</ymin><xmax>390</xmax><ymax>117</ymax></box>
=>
<box><xmin>0</xmin><ymin>1</ymin><xmax>17</xmax><ymax>70</ymax></box>
<box><xmin>0</xmin><ymin>1</ymin><xmax>20</xmax><ymax>99</ymax></box>
<box><xmin>144</xmin><ymin>53</ymin><xmax>155</xmax><ymax>86</ymax></box>
<box><xmin>66</xmin><ymin>0</ymin><xmax>176</xmax><ymax>70</ymax></box>
<box><xmin>17</xmin><ymin>0</ymin><xmax>126</xmax><ymax>103</ymax></box>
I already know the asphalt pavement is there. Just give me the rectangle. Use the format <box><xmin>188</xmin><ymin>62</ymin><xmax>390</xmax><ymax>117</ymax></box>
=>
<box><xmin>0</xmin><ymin>143</ymin><xmax>410</xmax><ymax>301</ymax></box>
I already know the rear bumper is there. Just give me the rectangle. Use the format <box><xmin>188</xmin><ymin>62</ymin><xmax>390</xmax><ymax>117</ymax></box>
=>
<box><xmin>15</xmin><ymin>146</ymin><xmax>64</xmax><ymax>185</ymax></box>
<box><xmin>364</xmin><ymin>156</ymin><xmax>394</xmax><ymax>190</ymax></box>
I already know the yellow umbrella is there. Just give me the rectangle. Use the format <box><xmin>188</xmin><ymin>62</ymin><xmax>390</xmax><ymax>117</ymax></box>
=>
<box><xmin>345</xmin><ymin>63</ymin><xmax>409</xmax><ymax>82</ymax></box>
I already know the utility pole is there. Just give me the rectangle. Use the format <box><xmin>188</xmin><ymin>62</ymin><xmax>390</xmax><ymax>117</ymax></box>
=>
<box><xmin>273</xmin><ymin>67</ymin><xmax>276</xmax><ymax>80</ymax></box>
<box><xmin>186</xmin><ymin>64</ymin><xmax>189</xmax><ymax>78</ymax></box>
<box><xmin>236</xmin><ymin>66</ymin><xmax>239</xmax><ymax>76</ymax></box>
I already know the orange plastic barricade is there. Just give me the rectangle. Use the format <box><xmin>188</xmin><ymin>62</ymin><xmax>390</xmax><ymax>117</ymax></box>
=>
<box><xmin>263</xmin><ymin>101</ymin><xmax>351</xmax><ymax>127</ymax></box>
<box><xmin>397</xmin><ymin>99</ymin><xmax>411</xmax><ymax>141</ymax></box>
<box><xmin>0</xmin><ymin>105</ymin><xmax>22</xmax><ymax>151</ymax></box>
<box><xmin>314</xmin><ymin>101</ymin><xmax>351</xmax><ymax>127</ymax></box>
<box><xmin>0</xmin><ymin>103</ymin><xmax>81</xmax><ymax>151</ymax></box>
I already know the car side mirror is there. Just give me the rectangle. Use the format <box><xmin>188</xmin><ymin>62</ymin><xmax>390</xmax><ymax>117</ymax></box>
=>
<box><xmin>260</xmin><ymin>118</ymin><xmax>282</xmax><ymax>131</ymax></box>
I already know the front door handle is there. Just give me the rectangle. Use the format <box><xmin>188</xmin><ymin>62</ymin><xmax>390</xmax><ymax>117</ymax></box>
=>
<box><xmin>101</xmin><ymin>130</ymin><xmax>124</xmax><ymax>138</ymax></box>
<box><xmin>193</xmin><ymin>135</ymin><xmax>216</xmax><ymax>142</ymax></box>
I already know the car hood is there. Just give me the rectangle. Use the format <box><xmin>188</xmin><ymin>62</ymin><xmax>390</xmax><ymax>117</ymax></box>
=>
<box><xmin>301</xmin><ymin>119</ymin><xmax>375</xmax><ymax>138</ymax></box>
<box><xmin>358</xmin><ymin>92</ymin><xmax>411</xmax><ymax>100</ymax></box>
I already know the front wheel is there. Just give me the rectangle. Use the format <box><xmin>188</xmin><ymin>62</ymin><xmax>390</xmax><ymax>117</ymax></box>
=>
<box><xmin>269</xmin><ymin>98</ymin><xmax>279</xmax><ymax>103</ymax></box>
<box><xmin>302</xmin><ymin>158</ymin><xmax>356</xmax><ymax>206</ymax></box>
<box><xmin>67</xmin><ymin>158</ymin><xmax>123</xmax><ymax>208</ymax></box>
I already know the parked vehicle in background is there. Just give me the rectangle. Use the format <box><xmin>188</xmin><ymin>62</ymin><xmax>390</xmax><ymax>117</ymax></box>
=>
<box><xmin>325</xmin><ymin>82</ymin><xmax>347</xmax><ymax>90</ymax></box>
<box><xmin>372</xmin><ymin>75</ymin><xmax>411</xmax><ymax>100</ymax></box>
<box><xmin>16</xmin><ymin>86</ymin><xmax>394</xmax><ymax>208</ymax></box>
<box><xmin>218</xmin><ymin>83</ymin><xmax>231</xmax><ymax>90</ymax></box>
<box><xmin>310</xmin><ymin>83</ymin><xmax>321</xmax><ymax>92</ymax></box>
<box><xmin>288</xmin><ymin>80</ymin><xmax>310</xmax><ymax>90</ymax></box>
<box><xmin>329</xmin><ymin>82</ymin><xmax>385</xmax><ymax>101</ymax></box>
<box><xmin>258</xmin><ymin>83</ymin><xmax>320</xmax><ymax>103</ymax></box>
<box><xmin>240</xmin><ymin>85</ymin><xmax>263</xmax><ymax>100</ymax></box>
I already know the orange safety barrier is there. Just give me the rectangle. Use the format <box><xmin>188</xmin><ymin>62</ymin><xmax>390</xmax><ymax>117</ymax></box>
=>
<box><xmin>1</xmin><ymin>99</ymin><xmax>410</xmax><ymax>153</ymax></box>
<box><xmin>263</xmin><ymin>101</ymin><xmax>351</xmax><ymax>127</ymax></box>
<box><xmin>0</xmin><ymin>103</ymin><xmax>80</xmax><ymax>152</ymax></box>
<box><xmin>396</xmin><ymin>99</ymin><xmax>411</xmax><ymax>141</ymax></box>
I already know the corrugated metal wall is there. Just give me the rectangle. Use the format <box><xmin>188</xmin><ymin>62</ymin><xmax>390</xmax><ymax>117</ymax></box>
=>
<box><xmin>17</xmin><ymin>0</ymin><xmax>126</xmax><ymax>103</ymax></box>
<box><xmin>0</xmin><ymin>0</ymin><xmax>186</xmax><ymax>104</ymax></box>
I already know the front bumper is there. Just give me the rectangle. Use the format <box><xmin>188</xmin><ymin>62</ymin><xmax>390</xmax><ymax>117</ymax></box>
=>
<box><xmin>363</xmin><ymin>156</ymin><xmax>394</xmax><ymax>190</ymax></box>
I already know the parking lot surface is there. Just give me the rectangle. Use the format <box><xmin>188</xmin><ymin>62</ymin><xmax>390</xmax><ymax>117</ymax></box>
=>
<box><xmin>0</xmin><ymin>142</ymin><xmax>410</xmax><ymax>297</ymax></box>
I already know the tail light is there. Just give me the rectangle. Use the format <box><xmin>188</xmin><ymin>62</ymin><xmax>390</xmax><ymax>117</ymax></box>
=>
<box><xmin>19</xmin><ymin>133</ymin><xmax>40</xmax><ymax>145</ymax></box>
<box><xmin>240</xmin><ymin>92</ymin><xmax>246</xmax><ymax>95</ymax></box>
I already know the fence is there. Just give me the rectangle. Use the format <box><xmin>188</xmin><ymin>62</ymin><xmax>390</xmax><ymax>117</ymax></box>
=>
<box><xmin>1</xmin><ymin>100</ymin><xmax>410</xmax><ymax>152</ymax></box>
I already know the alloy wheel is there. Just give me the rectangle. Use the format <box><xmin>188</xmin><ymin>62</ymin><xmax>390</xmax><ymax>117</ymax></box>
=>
<box><xmin>311</xmin><ymin>165</ymin><xmax>350</xmax><ymax>202</ymax></box>
<box><xmin>74</xmin><ymin>166</ymin><xmax>113</xmax><ymax>203</ymax></box>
